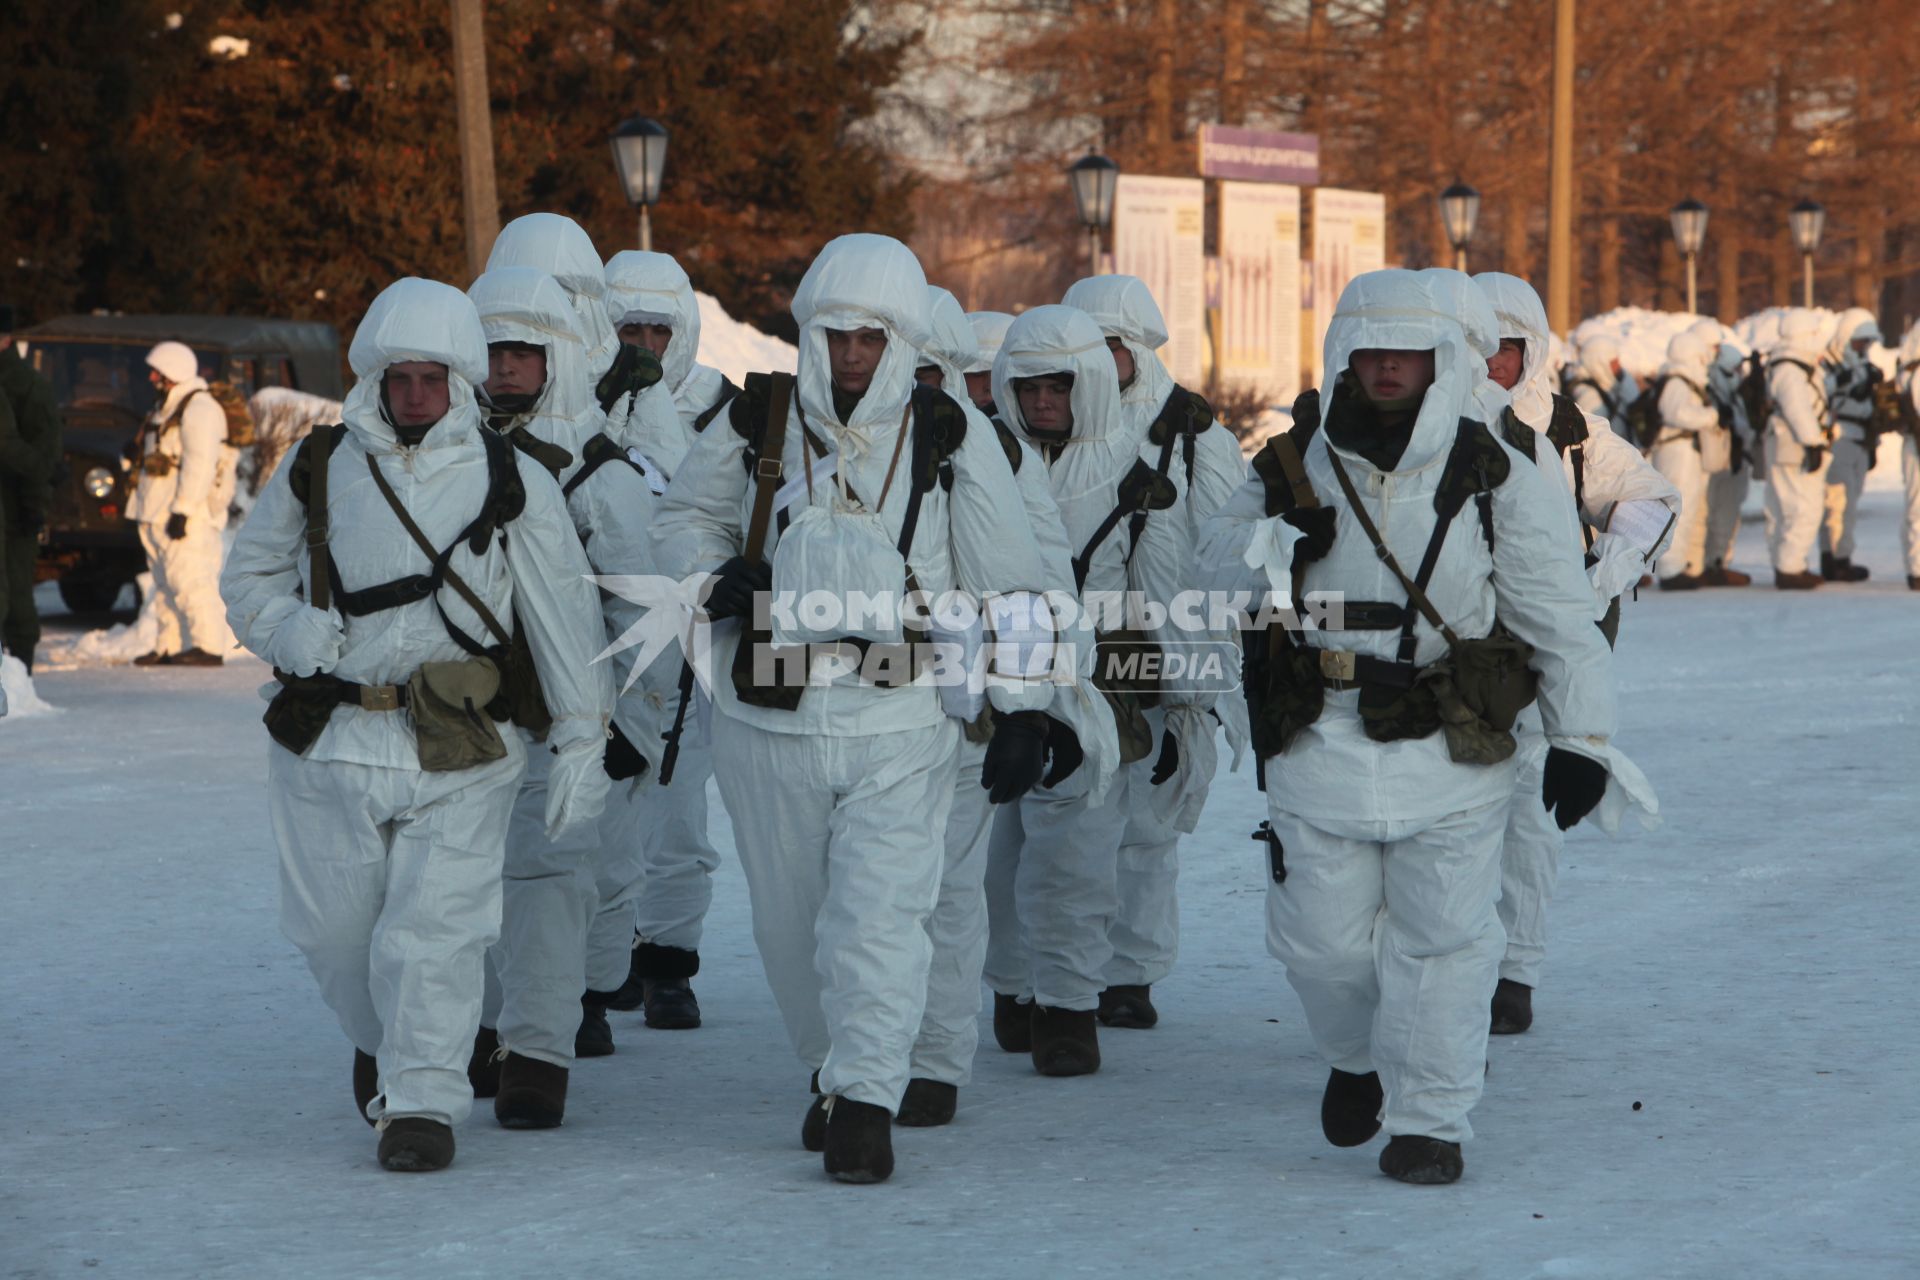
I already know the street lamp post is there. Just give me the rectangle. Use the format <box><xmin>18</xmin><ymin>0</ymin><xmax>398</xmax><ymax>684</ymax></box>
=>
<box><xmin>1439</xmin><ymin>182</ymin><xmax>1481</xmax><ymax>273</ymax></box>
<box><xmin>1066</xmin><ymin>152</ymin><xmax>1120</xmax><ymax>274</ymax></box>
<box><xmin>610</xmin><ymin>116</ymin><xmax>670</xmax><ymax>252</ymax></box>
<box><xmin>1670</xmin><ymin>198</ymin><xmax>1709</xmax><ymax>314</ymax></box>
<box><xmin>1788</xmin><ymin>199</ymin><xmax>1826</xmax><ymax>308</ymax></box>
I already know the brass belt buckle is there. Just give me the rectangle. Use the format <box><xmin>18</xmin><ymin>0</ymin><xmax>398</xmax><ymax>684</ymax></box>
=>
<box><xmin>359</xmin><ymin>684</ymin><xmax>401</xmax><ymax>711</ymax></box>
<box><xmin>1319</xmin><ymin>648</ymin><xmax>1357</xmax><ymax>684</ymax></box>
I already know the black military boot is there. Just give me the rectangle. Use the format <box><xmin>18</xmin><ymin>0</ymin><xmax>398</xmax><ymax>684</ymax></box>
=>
<box><xmin>634</xmin><ymin>943</ymin><xmax>702</xmax><ymax>1030</ymax></box>
<box><xmin>576</xmin><ymin>993</ymin><xmax>616</xmax><ymax>1058</ymax></box>
<box><xmin>1320</xmin><ymin>1068</ymin><xmax>1383</xmax><ymax>1147</ymax></box>
<box><xmin>1835</xmin><ymin>557</ymin><xmax>1870</xmax><ymax>582</ymax></box>
<box><xmin>468</xmin><ymin>1026</ymin><xmax>502</xmax><ymax>1098</ymax></box>
<box><xmin>895</xmin><ymin>1078</ymin><xmax>958</xmax><ymax>1127</ymax></box>
<box><xmin>1096</xmin><ymin>984</ymin><xmax>1158</xmax><ymax>1029</ymax></box>
<box><xmin>132</xmin><ymin>650</ymin><xmax>170</xmax><ymax>667</ymax></box>
<box><xmin>353</xmin><ymin>1049</ymin><xmax>378</xmax><ymax>1127</ymax></box>
<box><xmin>1490</xmin><ymin>979</ymin><xmax>1534</xmax><ymax>1035</ymax></box>
<box><xmin>1030</xmin><ymin>1005</ymin><xmax>1100</xmax><ymax>1077</ymax></box>
<box><xmin>992</xmin><ymin>993</ymin><xmax>1033</xmax><ymax>1053</ymax></box>
<box><xmin>822</xmin><ymin>1099</ymin><xmax>895</xmax><ymax>1184</ymax></box>
<box><xmin>378</xmin><ymin>1118</ymin><xmax>456</xmax><ymax>1172</ymax></box>
<box><xmin>495</xmin><ymin>1052</ymin><xmax>569</xmax><ymax>1129</ymax></box>
<box><xmin>1379</xmin><ymin>1135</ymin><xmax>1464</xmax><ymax>1185</ymax></box>
<box><xmin>802</xmin><ymin>1072</ymin><xmax>828</xmax><ymax>1152</ymax></box>
<box><xmin>601</xmin><ymin>935</ymin><xmax>647</xmax><ymax>1012</ymax></box>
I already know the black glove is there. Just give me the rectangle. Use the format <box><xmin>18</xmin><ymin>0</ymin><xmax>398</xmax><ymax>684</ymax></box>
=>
<box><xmin>1149</xmin><ymin>727</ymin><xmax>1180</xmax><ymax>785</ymax></box>
<box><xmin>603</xmin><ymin>722</ymin><xmax>650</xmax><ymax>781</ymax></box>
<box><xmin>981</xmin><ymin>710</ymin><xmax>1048</xmax><ymax>805</ymax></box>
<box><xmin>595</xmin><ymin>342</ymin><xmax>664</xmax><ymax>412</ymax></box>
<box><xmin>1281</xmin><ymin>505</ymin><xmax>1336</xmax><ymax>563</ymax></box>
<box><xmin>1802</xmin><ymin>444</ymin><xmax>1826</xmax><ymax>474</ymax></box>
<box><xmin>1541</xmin><ymin>747</ymin><xmax>1609</xmax><ymax>831</ymax></box>
<box><xmin>702</xmin><ymin>556</ymin><xmax>772</xmax><ymax>620</ymax></box>
<box><xmin>165</xmin><ymin>513</ymin><xmax>189</xmax><ymax>541</ymax></box>
<box><xmin>1866</xmin><ymin>435</ymin><xmax>1881</xmax><ymax>470</ymax></box>
<box><xmin>1041</xmin><ymin>714</ymin><xmax>1083</xmax><ymax>787</ymax></box>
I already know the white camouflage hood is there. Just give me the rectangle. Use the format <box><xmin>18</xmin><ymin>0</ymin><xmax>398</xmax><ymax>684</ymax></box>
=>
<box><xmin>343</xmin><ymin>277</ymin><xmax>489</xmax><ymax>452</ymax></box>
<box><xmin>1474</xmin><ymin>271</ymin><xmax>1556</xmax><ymax>431</ymax></box>
<box><xmin>919</xmin><ymin>286</ymin><xmax>978</xmax><ymax>394</ymax></box>
<box><xmin>486</xmin><ymin>213</ymin><xmax>619</xmax><ymax>383</ymax></box>
<box><xmin>604</xmin><ymin>249</ymin><xmax>702</xmax><ymax>397</ymax></box>
<box><xmin>789</xmin><ymin>233</ymin><xmax>932</xmax><ymax>460</ymax></box>
<box><xmin>1062</xmin><ymin>273</ymin><xmax>1175</xmax><ymax>433</ymax></box>
<box><xmin>1321</xmin><ymin>268</ymin><xmax>1482</xmax><ymax>474</ymax></box>
<box><xmin>468</xmin><ymin>265</ymin><xmax>601</xmax><ymax>463</ymax></box>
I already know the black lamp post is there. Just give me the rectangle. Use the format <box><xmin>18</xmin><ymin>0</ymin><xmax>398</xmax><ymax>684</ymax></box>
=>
<box><xmin>1067</xmin><ymin>152</ymin><xmax>1120</xmax><ymax>274</ymax></box>
<box><xmin>610</xmin><ymin>116</ymin><xmax>670</xmax><ymax>252</ymax></box>
<box><xmin>1670</xmin><ymin>198</ymin><xmax>1709</xmax><ymax>314</ymax></box>
<box><xmin>1788</xmin><ymin>199</ymin><xmax>1826</xmax><ymax>308</ymax></box>
<box><xmin>1439</xmin><ymin>182</ymin><xmax>1481</xmax><ymax>272</ymax></box>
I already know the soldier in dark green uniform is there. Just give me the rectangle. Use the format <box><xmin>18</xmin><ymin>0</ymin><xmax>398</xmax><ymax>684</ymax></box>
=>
<box><xmin>0</xmin><ymin>307</ymin><xmax>64</xmax><ymax>669</ymax></box>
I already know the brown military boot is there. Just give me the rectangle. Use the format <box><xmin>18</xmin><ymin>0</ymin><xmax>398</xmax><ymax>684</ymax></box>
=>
<box><xmin>495</xmin><ymin>1052</ymin><xmax>569</xmax><ymax>1129</ymax></box>
<box><xmin>1775</xmin><ymin>570</ymin><xmax>1822</xmax><ymax>590</ymax></box>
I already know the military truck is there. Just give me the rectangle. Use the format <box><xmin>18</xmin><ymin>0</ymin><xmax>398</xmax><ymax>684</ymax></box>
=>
<box><xmin>22</xmin><ymin>314</ymin><xmax>343</xmax><ymax>613</ymax></box>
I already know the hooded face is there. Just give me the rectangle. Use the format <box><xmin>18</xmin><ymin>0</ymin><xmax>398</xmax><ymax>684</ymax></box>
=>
<box><xmin>1062</xmin><ymin>274</ymin><xmax>1173</xmax><ymax>425</ymax></box>
<box><xmin>1320</xmin><ymin>269</ymin><xmax>1478</xmax><ymax>473</ymax></box>
<box><xmin>993</xmin><ymin>304</ymin><xmax>1121</xmax><ymax>453</ymax></box>
<box><xmin>345</xmin><ymin>277</ymin><xmax>490</xmax><ymax>449</ymax></box>
<box><xmin>1014</xmin><ymin>374</ymin><xmax>1075</xmax><ymax>440</ymax></box>
<box><xmin>1350</xmin><ymin>349</ymin><xmax>1435</xmax><ymax>402</ymax></box>
<box><xmin>467</xmin><ymin>265</ymin><xmax>596</xmax><ymax>438</ymax></box>
<box><xmin>384</xmin><ymin>361</ymin><xmax>452</xmax><ymax>429</ymax></box>
<box><xmin>827</xmin><ymin>327</ymin><xmax>889</xmax><ymax>397</ymax></box>
<box><xmin>486</xmin><ymin>341</ymin><xmax>547</xmax><ymax>401</ymax></box>
<box><xmin>1486</xmin><ymin>339</ymin><xmax>1525</xmax><ymax>391</ymax></box>
<box><xmin>788</xmin><ymin>234</ymin><xmax>933</xmax><ymax>442</ymax></box>
<box><xmin>487</xmin><ymin>213</ymin><xmax>617</xmax><ymax>381</ymax></box>
<box><xmin>605</xmin><ymin>250</ymin><xmax>702</xmax><ymax>393</ymax></box>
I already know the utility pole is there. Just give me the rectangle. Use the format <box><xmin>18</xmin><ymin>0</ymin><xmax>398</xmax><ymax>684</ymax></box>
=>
<box><xmin>1546</xmin><ymin>0</ymin><xmax>1575</xmax><ymax>332</ymax></box>
<box><xmin>450</xmin><ymin>0</ymin><xmax>500</xmax><ymax>279</ymax></box>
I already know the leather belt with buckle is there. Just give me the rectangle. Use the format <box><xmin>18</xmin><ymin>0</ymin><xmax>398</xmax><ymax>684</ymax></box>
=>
<box><xmin>356</xmin><ymin>683</ymin><xmax>405</xmax><ymax>711</ymax></box>
<box><xmin>1318</xmin><ymin>649</ymin><xmax>1357</xmax><ymax>683</ymax></box>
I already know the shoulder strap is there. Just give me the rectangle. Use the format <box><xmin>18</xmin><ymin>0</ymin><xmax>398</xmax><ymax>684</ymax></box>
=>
<box><xmin>561</xmin><ymin>431</ymin><xmax>643</xmax><ymax>500</ymax></box>
<box><xmin>1546</xmin><ymin>393</ymin><xmax>1589</xmax><ymax>457</ymax></box>
<box><xmin>742</xmin><ymin>373</ymin><xmax>795</xmax><ymax>564</ymax></box>
<box><xmin>303</xmin><ymin>425</ymin><xmax>342</xmax><ymax>613</ymax></box>
<box><xmin>1070</xmin><ymin>456</ymin><xmax>1179</xmax><ymax>593</ymax></box>
<box><xmin>990</xmin><ymin>415</ymin><xmax>1024</xmax><ymax>474</ymax></box>
<box><xmin>692</xmin><ymin>377</ymin><xmax>739</xmax><ymax>434</ymax></box>
<box><xmin>1497</xmin><ymin>407</ymin><xmax>1538</xmax><ymax>460</ymax></box>
<box><xmin>362</xmin><ymin>451</ymin><xmax>514</xmax><ymax>654</ymax></box>
<box><xmin>1326</xmin><ymin>448</ymin><xmax>1463</xmax><ymax>655</ymax></box>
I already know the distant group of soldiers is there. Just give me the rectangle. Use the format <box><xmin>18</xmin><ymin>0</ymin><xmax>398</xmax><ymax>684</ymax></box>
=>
<box><xmin>1565</xmin><ymin>308</ymin><xmax>1920</xmax><ymax>590</ymax></box>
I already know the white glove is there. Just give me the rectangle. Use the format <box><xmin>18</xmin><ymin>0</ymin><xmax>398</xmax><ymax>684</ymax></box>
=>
<box><xmin>1585</xmin><ymin>532</ymin><xmax>1650</xmax><ymax>618</ymax></box>
<box><xmin>544</xmin><ymin>722</ymin><xmax>612</xmax><ymax>839</ymax></box>
<box><xmin>268</xmin><ymin>605</ymin><xmax>345</xmax><ymax>677</ymax></box>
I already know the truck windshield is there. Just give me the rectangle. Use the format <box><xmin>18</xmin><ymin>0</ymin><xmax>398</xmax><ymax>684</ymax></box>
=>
<box><xmin>26</xmin><ymin>342</ymin><xmax>222</xmax><ymax>418</ymax></box>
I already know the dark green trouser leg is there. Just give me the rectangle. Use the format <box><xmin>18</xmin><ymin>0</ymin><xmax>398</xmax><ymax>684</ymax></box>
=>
<box><xmin>2</xmin><ymin>522</ymin><xmax>39</xmax><ymax>666</ymax></box>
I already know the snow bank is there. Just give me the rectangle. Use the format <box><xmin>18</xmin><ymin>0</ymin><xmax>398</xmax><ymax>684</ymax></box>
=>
<box><xmin>39</xmin><ymin>573</ymin><xmax>161</xmax><ymax>670</ymax></box>
<box><xmin>694</xmin><ymin>292</ymin><xmax>796</xmax><ymax>382</ymax></box>
<box><xmin>0</xmin><ymin>652</ymin><xmax>56</xmax><ymax>720</ymax></box>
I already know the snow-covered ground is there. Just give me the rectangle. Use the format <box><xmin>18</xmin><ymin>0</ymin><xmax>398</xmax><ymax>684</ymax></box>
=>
<box><xmin>5</xmin><ymin>489</ymin><xmax>1917</xmax><ymax>1279</ymax></box>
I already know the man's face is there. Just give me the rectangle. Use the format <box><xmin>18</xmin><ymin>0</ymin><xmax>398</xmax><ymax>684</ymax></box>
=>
<box><xmin>385</xmin><ymin>361</ymin><xmax>452</xmax><ymax>429</ymax></box>
<box><xmin>1609</xmin><ymin>357</ymin><xmax>1624</xmax><ymax>379</ymax></box>
<box><xmin>1486</xmin><ymin>338</ymin><xmax>1525</xmax><ymax>391</ymax></box>
<box><xmin>485</xmin><ymin>342</ymin><xmax>547</xmax><ymax>400</ymax></box>
<box><xmin>619</xmin><ymin>322</ymin><xmax>674</xmax><ymax>359</ymax></box>
<box><xmin>1851</xmin><ymin>337</ymin><xmax>1872</xmax><ymax>357</ymax></box>
<box><xmin>914</xmin><ymin>364</ymin><xmax>944</xmax><ymax>389</ymax></box>
<box><xmin>964</xmin><ymin>370</ymin><xmax>994</xmax><ymax>408</ymax></box>
<box><xmin>826</xmin><ymin>327</ymin><xmax>888</xmax><ymax>396</ymax></box>
<box><xmin>148</xmin><ymin>368</ymin><xmax>172</xmax><ymax>394</ymax></box>
<box><xmin>1015</xmin><ymin>375</ymin><xmax>1074</xmax><ymax>440</ymax></box>
<box><xmin>1349</xmin><ymin>348</ymin><xmax>1436</xmax><ymax>402</ymax></box>
<box><xmin>1105</xmin><ymin>336</ymin><xmax>1136</xmax><ymax>386</ymax></box>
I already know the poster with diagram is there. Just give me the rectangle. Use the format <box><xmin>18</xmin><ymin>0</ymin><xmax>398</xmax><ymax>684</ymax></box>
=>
<box><xmin>1111</xmin><ymin>175</ymin><xmax>1207</xmax><ymax>386</ymax></box>
<box><xmin>1218</xmin><ymin>181</ymin><xmax>1302</xmax><ymax>403</ymax></box>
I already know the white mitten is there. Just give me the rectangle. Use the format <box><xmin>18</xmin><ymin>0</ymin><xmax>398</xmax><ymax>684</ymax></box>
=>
<box><xmin>269</xmin><ymin>605</ymin><xmax>345</xmax><ymax>677</ymax></box>
<box><xmin>544</xmin><ymin>721</ymin><xmax>612</xmax><ymax>839</ymax></box>
<box><xmin>1585</xmin><ymin>532</ymin><xmax>1649</xmax><ymax>618</ymax></box>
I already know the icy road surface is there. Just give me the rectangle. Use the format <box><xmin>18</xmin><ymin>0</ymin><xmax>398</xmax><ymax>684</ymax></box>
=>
<box><xmin>5</xmin><ymin>484</ymin><xmax>1916</xmax><ymax>1279</ymax></box>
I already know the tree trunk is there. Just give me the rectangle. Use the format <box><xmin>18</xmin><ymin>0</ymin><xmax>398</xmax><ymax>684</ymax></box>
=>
<box><xmin>1717</xmin><ymin>228</ymin><xmax>1741</xmax><ymax>322</ymax></box>
<box><xmin>1221</xmin><ymin>0</ymin><xmax>1247</xmax><ymax>126</ymax></box>
<box><xmin>1596</xmin><ymin>158</ymin><xmax>1621</xmax><ymax>312</ymax></box>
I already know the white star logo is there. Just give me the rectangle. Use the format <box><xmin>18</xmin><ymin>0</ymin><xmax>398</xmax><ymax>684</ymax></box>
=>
<box><xmin>586</xmin><ymin>573</ymin><xmax>724</xmax><ymax>695</ymax></box>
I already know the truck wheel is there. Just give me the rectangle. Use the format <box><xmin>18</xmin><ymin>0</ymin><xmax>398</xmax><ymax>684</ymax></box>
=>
<box><xmin>58</xmin><ymin>574</ymin><xmax>137</xmax><ymax>616</ymax></box>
